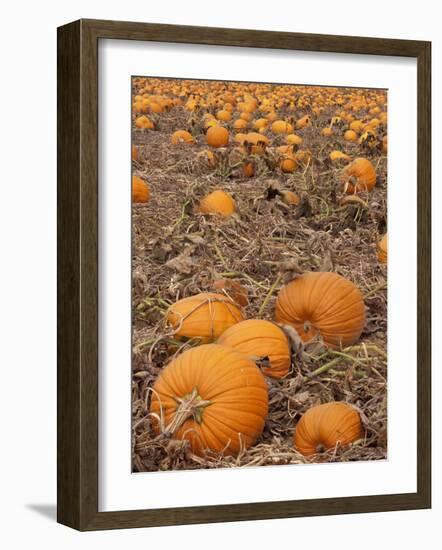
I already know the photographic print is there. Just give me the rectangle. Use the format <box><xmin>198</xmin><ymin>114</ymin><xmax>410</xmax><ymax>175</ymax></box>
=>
<box><xmin>131</xmin><ymin>77</ymin><xmax>388</xmax><ymax>473</ymax></box>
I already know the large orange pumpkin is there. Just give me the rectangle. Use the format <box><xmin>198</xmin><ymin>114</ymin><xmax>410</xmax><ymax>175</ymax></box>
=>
<box><xmin>165</xmin><ymin>292</ymin><xmax>244</xmax><ymax>342</ymax></box>
<box><xmin>217</xmin><ymin>319</ymin><xmax>291</xmax><ymax>379</ymax></box>
<box><xmin>275</xmin><ymin>272</ymin><xmax>365</xmax><ymax>349</ymax></box>
<box><xmin>198</xmin><ymin>190</ymin><xmax>236</xmax><ymax>217</ymax></box>
<box><xmin>206</xmin><ymin>125</ymin><xmax>229</xmax><ymax>148</ymax></box>
<box><xmin>150</xmin><ymin>344</ymin><xmax>268</xmax><ymax>456</ymax></box>
<box><xmin>132</xmin><ymin>175</ymin><xmax>150</xmax><ymax>203</ymax></box>
<box><xmin>340</xmin><ymin>158</ymin><xmax>376</xmax><ymax>194</ymax></box>
<box><xmin>294</xmin><ymin>402</ymin><xmax>363</xmax><ymax>456</ymax></box>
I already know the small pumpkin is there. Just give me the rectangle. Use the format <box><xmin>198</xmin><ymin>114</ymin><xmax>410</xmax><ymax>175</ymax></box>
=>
<box><xmin>171</xmin><ymin>130</ymin><xmax>194</xmax><ymax>145</ymax></box>
<box><xmin>254</xmin><ymin>118</ymin><xmax>268</xmax><ymax>130</ymax></box>
<box><xmin>271</xmin><ymin>120</ymin><xmax>293</xmax><ymax>134</ymax></box>
<box><xmin>275</xmin><ymin>272</ymin><xmax>365</xmax><ymax>349</ymax></box>
<box><xmin>279</xmin><ymin>155</ymin><xmax>298</xmax><ymax>173</ymax></box>
<box><xmin>321</xmin><ymin>127</ymin><xmax>333</xmax><ymax>137</ymax></box>
<box><xmin>344</xmin><ymin>129</ymin><xmax>358</xmax><ymax>142</ymax></box>
<box><xmin>349</xmin><ymin>120</ymin><xmax>364</xmax><ymax>133</ymax></box>
<box><xmin>216</xmin><ymin>109</ymin><xmax>232</xmax><ymax>122</ymax></box>
<box><xmin>296</xmin><ymin>115</ymin><xmax>311</xmax><ymax>129</ymax></box>
<box><xmin>282</xmin><ymin>190</ymin><xmax>300</xmax><ymax>205</ymax></box>
<box><xmin>135</xmin><ymin>115</ymin><xmax>154</xmax><ymax>130</ymax></box>
<box><xmin>329</xmin><ymin>150</ymin><xmax>350</xmax><ymax>163</ymax></box>
<box><xmin>340</xmin><ymin>158</ymin><xmax>376</xmax><ymax>194</ymax></box>
<box><xmin>198</xmin><ymin>190</ymin><xmax>236</xmax><ymax>217</ymax></box>
<box><xmin>233</xmin><ymin>118</ymin><xmax>248</xmax><ymax>130</ymax></box>
<box><xmin>294</xmin><ymin>402</ymin><xmax>363</xmax><ymax>456</ymax></box>
<box><xmin>165</xmin><ymin>292</ymin><xmax>245</xmax><ymax>342</ymax></box>
<box><xmin>286</xmin><ymin>134</ymin><xmax>303</xmax><ymax>145</ymax></box>
<box><xmin>378</xmin><ymin>233</ymin><xmax>388</xmax><ymax>264</ymax></box>
<box><xmin>242</xmin><ymin>161</ymin><xmax>255</xmax><ymax>177</ymax></box>
<box><xmin>206</xmin><ymin>125</ymin><xmax>229</xmax><ymax>148</ymax></box>
<box><xmin>218</xmin><ymin>319</ymin><xmax>291</xmax><ymax>378</ymax></box>
<box><xmin>132</xmin><ymin>175</ymin><xmax>150</xmax><ymax>203</ymax></box>
<box><xmin>150</xmin><ymin>344</ymin><xmax>268</xmax><ymax>456</ymax></box>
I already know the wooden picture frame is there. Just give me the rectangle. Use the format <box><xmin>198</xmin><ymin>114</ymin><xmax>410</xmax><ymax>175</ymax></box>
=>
<box><xmin>57</xmin><ymin>19</ymin><xmax>431</xmax><ymax>531</ymax></box>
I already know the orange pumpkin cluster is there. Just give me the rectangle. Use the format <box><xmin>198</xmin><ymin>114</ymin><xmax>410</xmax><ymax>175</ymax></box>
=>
<box><xmin>148</xmin><ymin>268</ymin><xmax>367</xmax><ymax>458</ymax></box>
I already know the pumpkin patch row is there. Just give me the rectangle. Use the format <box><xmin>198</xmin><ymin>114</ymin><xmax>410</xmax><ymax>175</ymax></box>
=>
<box><xmin>132</xmin><ymin>78</ymin><xmax>387</xmax><ymax>190</ymax></box>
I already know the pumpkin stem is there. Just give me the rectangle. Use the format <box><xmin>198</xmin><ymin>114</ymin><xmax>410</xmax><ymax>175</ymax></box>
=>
<box><xmin>164</xmin><ymin>388</ymin><xmax>211</xmax><ymax>436</ymax></box>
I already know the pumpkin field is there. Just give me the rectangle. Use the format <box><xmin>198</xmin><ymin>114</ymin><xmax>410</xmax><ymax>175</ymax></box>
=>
<box><xmin>131</xmin><ymin>78</ymin><xmax>388</xmax><ymax>472</ymax></box>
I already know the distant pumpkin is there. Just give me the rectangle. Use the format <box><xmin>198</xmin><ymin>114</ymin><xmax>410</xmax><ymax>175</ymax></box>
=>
<box><xmin>135</xmin><ymin>115</ymin><xmax>154</xmax><ymax>130</ymax></box>
<box><xmin>286</xmin><ymin>134</ymin><xmax>303</xmax><ymax>145</ymax></box>
<box><xmin>344</xmin><ymin>129</ymin><xmax>358</xmax><ymax>142</ymax></box>
<box><xmin>378</xmin><ymin>234</ymin><xmax>388</xmax><ymax>264</ymax></box>
<box><xmin>329</xmin><ymin>150</ymin><xmax>351</xmax><ymax>163</ymax></box>
<box><xmin>132</xmin><ymin>175</ymin><xmax>150</xmax><ymax>203</ymax></box>
<box><xmin>296</xmin><ymin>115</ymin><xmax>311</xmax><ymax>129</ymax></box>
<box><xmin>279</xmin><ymin>155</ymin><xmax>298</xmax><ymax>173</ymax></box>
<box><xmin>271</xmin><ymin>120</ymin><xmax>293</xmax><ymax>134</ymax></box>
<box><xmin>206</xmin><ymin>125</ymin><xmax>229</xmax><ymax>148</ymax></box>
<box><xmin>198</xmin><ymin>190</ymin><xmax>236</xmax><ymax>217</ymax></box>
<box><xmin>171</xmin><ymin>130</ymin><xmax>194</xmax><ymax>144</ymax></box>
<box><xmin>282</xmin><ymin>190</ymin><xmax>301</xmax><ymax>205</ymax></box>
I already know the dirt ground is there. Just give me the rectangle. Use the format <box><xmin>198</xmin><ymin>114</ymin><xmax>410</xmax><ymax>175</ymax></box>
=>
<box><xmin>131</xmin><ymin>80</ymin><xmax>387</xmax><ymax>472</ymax></box>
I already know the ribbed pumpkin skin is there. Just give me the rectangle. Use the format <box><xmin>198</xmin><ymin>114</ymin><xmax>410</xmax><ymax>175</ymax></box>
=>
<box><xmin>132</xmin><ymin>175</ymin><xmax>150</xmax><ymax>203</ymax></box>
<box><xmin>275</xmin><ymin>272</ymin><xmax>365</xmax><ymax>349</ymax></box>
<box><xmin>340</xmin><ymin>158</ymin><xmax>376</xmax><ymax>194</ymax></box>
<box><xmin>378</xmin><ymin>234</ymin><xmax>388</xmax><ymax>263</ymax></box>
<box><xmin>150</xmin><ymin>344</ymin><xmax>269</xmax><ymax>456</ymax></box>
<box><xmin>294</xmin><ymin>402</ymin><xmax>363</xmax><ymax>456</ymax></box>
<box><xmin>217</xmin><ymin>319</ymin><xmax>291</xmax><ymax>379</ymax></box>
<box><xmin>165</xmin><ymin>292</ymin><xmax>244</xmax><ymax>342</ymax></box>
<box><xmin>198</xmin><ymin>190</ymin><xmax>236</xmax><ymax>217</ymax></box>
